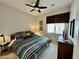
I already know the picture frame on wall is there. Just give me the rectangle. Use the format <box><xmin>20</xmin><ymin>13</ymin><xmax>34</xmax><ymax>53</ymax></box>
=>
<box><xmin>39</xmin><ymin>21</ymin><xmax>43</xmax><ymax>25</ymax></box>
<box><xmin>39</xmin><ymin>26</ymin><xmax>43</xmax><ymax>31</ymax></box>
<box><xmin>39</xmin><ymin>21</ymin><xmax>43</xmax><ymax>31</ymax></box>
<box><xmin>69</xmin><ymin>19</ymin><xmax>75</xmax><ymax>38</ymax></box>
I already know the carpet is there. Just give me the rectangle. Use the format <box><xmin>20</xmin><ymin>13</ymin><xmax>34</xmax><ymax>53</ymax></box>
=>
<box><xmin>0</xmin><ymin>42</ymin><xmax>58</xmax><ymax>59</ymax></box>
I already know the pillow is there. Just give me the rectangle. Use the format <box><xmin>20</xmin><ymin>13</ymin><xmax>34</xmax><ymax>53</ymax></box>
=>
<box><xmin>11</xmin><ymin>32</ymin><xmax>24</xmax><ymax>40</ymax></box>
<box><xmin>0</xmin><ymin>37</ymin><xmax>4</xmax><ymax>43</ymax></box>
<box><xmin>11</xmin><ymin>31</ymin><xmax>35</xmax><ymax>40</ymax></box>
<box><xmin>25</xmin><ymin>31</ymin><xmax>34</xmax><ymax>37</ymax></box>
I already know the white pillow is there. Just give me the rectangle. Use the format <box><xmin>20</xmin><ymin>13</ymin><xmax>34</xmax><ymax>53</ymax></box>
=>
<box><xmin>8</xmin><ymin>38</ymin><xmax>16</xmax><ymax>47</ymax></box>
<box><xmin>5</xmin><ymin>35</ymin><xmax>11</xmax><ymax>43</ymax></box>
<box><xmin>0</xmin><ymin>37</ymin><xmax>4</xmax><ymax>43</ymax></box>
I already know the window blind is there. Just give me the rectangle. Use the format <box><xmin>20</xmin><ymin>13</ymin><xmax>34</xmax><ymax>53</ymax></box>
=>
<box><xmin>46</xmin><ymin>12</ymin><xmax>70</xmax><ymax>24</ymax></box>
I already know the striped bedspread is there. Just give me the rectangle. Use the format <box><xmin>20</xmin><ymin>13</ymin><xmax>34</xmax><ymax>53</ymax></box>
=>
<box><xmin>12</xmin><ymin>36</ymin><xmax>51</xmax><ymax>59</ymax></box>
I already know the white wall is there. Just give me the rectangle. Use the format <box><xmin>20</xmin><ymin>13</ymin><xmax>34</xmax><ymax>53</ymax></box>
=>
<box><xmin>0</xmin><ymin>3</ymin><xmax>37</xmax><ymax>35</ymax></box>
<box><xmin>69</xmin><ymin>0</ymin><xmax>79</xmax><ymax>59</ymax></box>
<box><xmin>36</xmin><ymin>6</ymin><xmax>70</xmax><ymax>41</ymax></box>
<box><xmin>0</xmin><ymin>3</ymin><xmax>37</xmax><ymax>42</ymax></box>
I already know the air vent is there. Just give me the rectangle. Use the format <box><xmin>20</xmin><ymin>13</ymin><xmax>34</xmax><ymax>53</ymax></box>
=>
<box><xmin>51</xmin><ymin>4</ymin><xmax>55</xmax><ymax>6</ymax></box>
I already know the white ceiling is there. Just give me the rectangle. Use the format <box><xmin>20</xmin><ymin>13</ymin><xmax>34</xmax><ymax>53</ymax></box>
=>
<box><xmin>0</xmin><ymin>0</ymin><xmax>72</xmax><ymax>16</ymax></box>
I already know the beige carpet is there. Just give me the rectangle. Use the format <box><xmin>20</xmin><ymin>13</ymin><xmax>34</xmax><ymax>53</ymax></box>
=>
<box><xmin>38</xmin><ymin>43</ymin><xmax>58</xmax><ymax>59</ymax></box>
<box><xmin>0</xmin><ymin>42</ymin><xmax>58</xmax><ymax>59</ymax></box>
<box><xmin>0</xmin><ymin>53</ymin><xmax>18</xmax><ymax>59</ymax></box>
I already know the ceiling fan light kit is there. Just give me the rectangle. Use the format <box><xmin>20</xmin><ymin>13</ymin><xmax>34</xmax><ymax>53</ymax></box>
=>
<box><xmin>25</xmin><ymin>0</ymin><xmax>47</xmax><ymax>13</ymax></box>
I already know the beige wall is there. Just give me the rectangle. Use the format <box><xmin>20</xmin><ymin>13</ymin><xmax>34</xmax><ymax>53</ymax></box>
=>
<box><xmin>0</xmin><ymin>3</ymin><xmax>37</xmax><ymax>42</ymax></box>
<box><xmin>36</xmin><ymin>6</ymin><xmax>70</xmax><ymax>42</ymax></box>
<box><xmin>0</xmin><ymin>3</ymin><xmax>37</xmax><ymax>35</ymax></box>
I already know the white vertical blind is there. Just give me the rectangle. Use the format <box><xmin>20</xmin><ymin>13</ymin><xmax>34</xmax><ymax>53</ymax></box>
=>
<box><xmin>47</xmin><ymin>23</ymin><xmax>65</xmax><ymax>34</ymax></box>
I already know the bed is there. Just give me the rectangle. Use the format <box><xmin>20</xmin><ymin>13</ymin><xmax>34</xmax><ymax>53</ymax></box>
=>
<box><xmin>10</xmin><ymin>31</ymin><xmax>52</xmax><ymax>59</ymax></box>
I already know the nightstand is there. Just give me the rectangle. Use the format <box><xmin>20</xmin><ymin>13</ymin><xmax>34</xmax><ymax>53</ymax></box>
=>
<box><xmin>57</xmin><ymin>36</ymin><xmax>73</xmax><ymax>59</ymax></box>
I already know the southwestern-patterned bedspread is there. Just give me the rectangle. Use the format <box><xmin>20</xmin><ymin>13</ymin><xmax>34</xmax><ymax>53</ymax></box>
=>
<box><xmin>12</xmin><ymin>36</ymin><xmax>51</xmax><ymax>59</ymax></box>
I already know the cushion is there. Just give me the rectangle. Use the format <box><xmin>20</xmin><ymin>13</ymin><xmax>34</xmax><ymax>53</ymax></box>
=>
<box><xmin>0</xmin><ymin>37</ymin><xmax>4</xmax><ymax>43</ymax></box>
<box><xmin>11</xmin><ymin>31</ymin><xmax>35</xmax><ymax>40</ymax></box>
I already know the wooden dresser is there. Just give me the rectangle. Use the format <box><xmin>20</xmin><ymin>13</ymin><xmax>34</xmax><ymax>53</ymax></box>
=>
<box><xmin>57</xmin><ymin>36</ymin><xmax>73</xmax><ymax>59</ymax></box>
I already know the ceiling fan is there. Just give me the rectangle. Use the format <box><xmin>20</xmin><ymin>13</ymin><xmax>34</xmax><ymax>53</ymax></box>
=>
<box><xmin>25</xmin><ymin>0</ymin><xmax>47</xmax><ymax>13</ymax></box>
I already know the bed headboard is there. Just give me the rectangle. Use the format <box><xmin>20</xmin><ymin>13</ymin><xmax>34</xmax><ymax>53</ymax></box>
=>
<box><xmin>11</xmin><ymin>31</ymin><xmax>35</xmax><ymax>40</ymax></box>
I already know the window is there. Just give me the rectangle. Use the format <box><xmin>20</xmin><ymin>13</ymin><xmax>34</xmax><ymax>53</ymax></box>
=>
<box><xmin>47</xmin><ymin>23</ymin><xmax>65</xmax><ymax>34</ymax></box>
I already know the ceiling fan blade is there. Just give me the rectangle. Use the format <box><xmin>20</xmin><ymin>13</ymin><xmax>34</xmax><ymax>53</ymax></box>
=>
<box><xmin>25</xmin><ymin>4</ymin><xmax>34</xmax><ymax>8</ymax></box>
<box><xmin>38</xmin><ymin>10</ymin><xmax>41</xmax><ymax>13</ymax></box>
<box><xmin>38</xmin><ymin>6</ymin><xmax>47</xmax><ymax>9</ymax></box>
<box><xmin>30</xmin><ymin>9</ymin><xmax>35</xmax><ymax>12</ymax></box>
<box><xmin>35</xmin><ymin>0</ymin><xmax>40</xmax><ymax>7</ymax></box>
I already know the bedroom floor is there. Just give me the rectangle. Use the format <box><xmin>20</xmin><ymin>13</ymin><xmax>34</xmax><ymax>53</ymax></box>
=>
<box><xmin>0</xmin><ymin>42</ymin><xmax>58</xmax><ymax>59</ymax></box>
<box><xmin>38</xmin><ymin>42</ymin><xmax>58</xmax><ymax>59</ymax></box>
